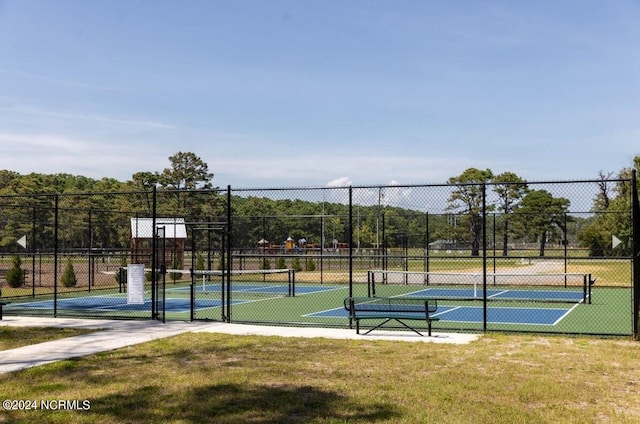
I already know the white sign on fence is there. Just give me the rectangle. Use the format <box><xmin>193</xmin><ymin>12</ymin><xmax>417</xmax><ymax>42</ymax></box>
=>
<box><xmin>612</xmin><ymin>235</ymin><xmax>622</xmax><ymax>249</ymax></box>
<box><xmin>17</xmin><ymin>234</ymin><xmax>27</xmax><ymax>249</ymax></box>
<box><xmin>127</xmin><ymin>264</ymin><xmax>145</xmax><ymax>305</ymax></box>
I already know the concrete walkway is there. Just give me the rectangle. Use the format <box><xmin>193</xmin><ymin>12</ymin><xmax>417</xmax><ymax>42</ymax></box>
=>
<box><xmin>0</xmin><ymin>316</ymin><xmax>480</xmax><ymax>374</ymax></box>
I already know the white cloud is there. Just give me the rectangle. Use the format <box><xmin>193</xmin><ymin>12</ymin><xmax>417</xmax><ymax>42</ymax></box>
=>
<box><xmin>380</xmin><ymin>184</ymin><xmax>413</xmax><ymax>207</ymax></box>
<box><xmin>2</xmin><ymin>106</ymin><xmax>176</xmax><ymax>130</ymax></box>
<box><xmin>327</xmin><ymin>177</ymin><xmax>352</xmax><ymax>187</ymax></box>
<box><xmin>211</xmin><ymin>153</ymin><xmax>478</xmax><ymax>188</ymax></box>
<box><xmin>0</xmin><ymin>133</ymin><xmax>167</xmax><ymax>180</ymax></box>
<box><xmin>0</xmin><ymin>133</ymin><xmax>87</xmax><ymax>152</ymax></box>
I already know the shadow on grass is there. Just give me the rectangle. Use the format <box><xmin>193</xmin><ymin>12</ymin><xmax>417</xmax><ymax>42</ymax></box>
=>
<box><xmin>91</xmin><ymin>383</ymin><xmax>402</xmax><ymax>423</ymax></box>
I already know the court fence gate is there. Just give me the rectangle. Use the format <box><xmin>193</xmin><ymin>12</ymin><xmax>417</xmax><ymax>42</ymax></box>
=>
<box><xmin>0</xmin><ymin>176</ymin><xmax>638</xmax><ymax>338</ymax></box>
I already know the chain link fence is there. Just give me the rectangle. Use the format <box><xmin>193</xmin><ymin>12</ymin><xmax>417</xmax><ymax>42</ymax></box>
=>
<box><xmin>0</xmin><ymin>178</ymin><xmax>636</xmax><ymax>336</ymax></box>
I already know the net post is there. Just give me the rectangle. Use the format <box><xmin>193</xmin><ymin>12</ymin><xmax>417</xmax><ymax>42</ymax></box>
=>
<box><xmin>289</xmin><ymin>268</ymin><xmax>295</xmax><ymax>297</ymax></box>
<box><xmin>473</xmin><ymin>273</ymin><xmax>479</xmax><ymax>299</ymax></box>
<box><xmin>369</xmin><ymin>270</ymin><xmax>376</xmax><ymax>297</ymax></box>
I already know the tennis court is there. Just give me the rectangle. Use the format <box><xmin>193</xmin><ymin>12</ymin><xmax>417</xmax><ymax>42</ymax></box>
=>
<box><xmin>3</xmin><ymin>286</ymin><xmax>607</xmax><ymax>329</ymax></box>
<box><xmin>2</xmin><ymin>266</ymin><xmax>631</xmax><ymax>335</ymax></box>
<box><xmin>366</xmin><ymin>270</ymin><xmax>593</xmax><ymax>302</ymax></box>
<box><xmin>2</xmin><ymin>270</ymin><xmax>344</xmax><ymax>318</ymax></box>
<box><xmin>319</xmin><ymin>269</ymin><xmax>600</xmax><ymax>329</ymax></box>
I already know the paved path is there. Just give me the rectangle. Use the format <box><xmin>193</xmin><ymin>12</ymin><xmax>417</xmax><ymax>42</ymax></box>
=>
<box><xmin>0</xmin><ymin>317</ymin><xmax>479</xmax><ymax>374</ymax></box>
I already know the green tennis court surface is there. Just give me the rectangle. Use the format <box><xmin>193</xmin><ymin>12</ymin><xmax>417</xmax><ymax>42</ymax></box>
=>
<box><xmin>3</xmin><ymin>283</ymin><xmax>631</xmax><ymax>335</ymax></box>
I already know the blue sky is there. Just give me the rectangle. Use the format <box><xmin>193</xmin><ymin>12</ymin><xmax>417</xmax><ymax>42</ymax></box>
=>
<box><xmin>0</xmin><ymin>0</ymin><xmax>638</xmax><ymax>188</ymax></box>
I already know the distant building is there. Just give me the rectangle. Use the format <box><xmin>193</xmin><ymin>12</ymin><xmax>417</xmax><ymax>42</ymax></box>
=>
<box><xmin>130</xmin><ymin>218</ymin><xmax>187</xmax><ymax>268</ymax></box>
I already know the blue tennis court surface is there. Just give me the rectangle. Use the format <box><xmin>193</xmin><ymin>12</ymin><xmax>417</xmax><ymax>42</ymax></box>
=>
<box><xmin>308</xmin><ymin>303</ymin><xmax>574</xmax><ymax>326</ymax></box>
<box><xmin>8</xmin><ymin>296</ymin><xmax>248</xmax><ymax>313</ymax></box>
<box><xmin>402</xmin><ymin>287</ymin><xmax>586</xmax><ymax>302</ymax></box>
<box><xmin>8</xmin><ymin>284</ymin><xmax>345</xmax><ymax>314</ymax></box>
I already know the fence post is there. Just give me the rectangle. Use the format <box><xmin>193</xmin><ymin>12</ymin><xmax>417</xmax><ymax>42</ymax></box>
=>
<box><xmin>348</xmin><ymin>186</ymin><xmax>353</xmax><ymax>300</ymax></box>
<box><xmin>482</xmin><ymin>183</ymin><xmax>487</xmax><ymax>332</ymax></box>
<box><xmin>31</xmin><ymin>206</ymin><xmax>36</xmax><ymax>298</ymax></box>
<box><xmin>151</xmin><ymin>186</ymin><xmax>157</xmax><ymax>320</ymax></box>
<box><xmin>632</xmin><ymin>170</ymin><xmax>639</xmax><ymax>339</ymax></box>
<box><xmin>53</xmin><ymin>194</ymin><xmax>59</xmax><ymax>318</ymax></box>
<box><xmin>226</xmin><ymin>185</ymin><xmax>232</xmax><ymax>322</ymax></box>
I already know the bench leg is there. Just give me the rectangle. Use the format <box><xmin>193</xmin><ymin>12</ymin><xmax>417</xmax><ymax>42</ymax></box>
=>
<box><xmin>362</xmin><ymin>318</ymin><xmax>393</xmax><ymax>335</ymax></box>
<box><xmin>361</xmin><ymin>318</ymin><xmax>425</xmax><ymax>337</ymax></box>
<box><xmin>354</xmin><ymin>317</ymin><xmax>434</xmax><ymax>337</ymax></box>
<box><xmin>393</xmin><ymin>319</ymin><xmax>424</xmax><ymax>337</ymax></box>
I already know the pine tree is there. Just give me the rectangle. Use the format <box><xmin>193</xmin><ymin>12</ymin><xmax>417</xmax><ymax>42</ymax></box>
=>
<box><xmin>61</xmin><ymin>258</ymin><xmax>78</xmax><ymax>288</ymax></box>
<box><xmin>6</xmin><ymin>255</ymin><xmax>24</xmax><ymax>288</ymax></box>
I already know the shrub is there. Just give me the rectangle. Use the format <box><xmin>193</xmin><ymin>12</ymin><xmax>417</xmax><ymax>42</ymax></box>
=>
<box><xmin>305</xmin><ymin>257</ymin><xmax>316</xmax><ymax>271</ymax></box>
<box><xmin>61</xmin><ymin>259</ymin><xmax>78</xmax><ymax>288</ymax></box>
<box><xmin>291</xmin><ymin>257</ymin><xmax>302</xmax><ymax>272</ymax></box>
<box><xmin>6</xmin><ymin>256</ymin><xmax>25</xmax><ymax>288</ymax></box>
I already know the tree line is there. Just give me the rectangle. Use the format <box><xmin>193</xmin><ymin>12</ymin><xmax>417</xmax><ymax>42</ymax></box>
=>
<box><xmin>0</xmin><ymin>152</ymin><xmax>637</xmax><ymax>257</ymax></box>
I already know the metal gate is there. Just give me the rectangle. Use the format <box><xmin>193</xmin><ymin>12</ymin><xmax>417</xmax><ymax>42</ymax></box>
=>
<box><xmin>189</xmin><ymin>222</ymin><xmax>229</xmax><ymax>321</ymax></box>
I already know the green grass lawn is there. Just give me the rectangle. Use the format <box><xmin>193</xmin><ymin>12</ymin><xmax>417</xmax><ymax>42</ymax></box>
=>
<box><xmin>1</xmin><ymin>329</ymin><xmax>640</xmax><ymax>423</ymax></box>
<box><xmin>0</xmin><ymin>327</ymin><xmax>98</xmax><ymax>351</ymax></box>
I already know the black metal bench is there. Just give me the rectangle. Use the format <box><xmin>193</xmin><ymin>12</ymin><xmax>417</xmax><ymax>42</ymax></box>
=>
<box><xmin>344</xmin><ymin>296</ymin><xmax>440</xmax><ymax>336</ymax></box>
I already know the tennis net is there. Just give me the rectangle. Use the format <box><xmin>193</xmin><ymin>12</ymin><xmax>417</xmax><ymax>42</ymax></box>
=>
<box><xmin>188</xmin><ymin>268</ymin><xmax>296</xmax><ymax>297</ymax></box>
<box><xmin>367</xmin><ymin>270</ymin><xmax>594</xmax><ymax>303</ymax></box>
